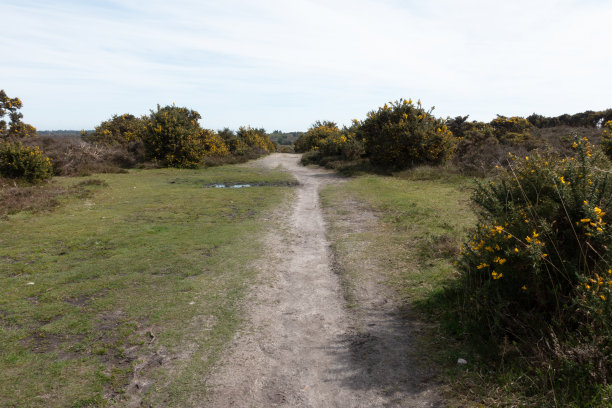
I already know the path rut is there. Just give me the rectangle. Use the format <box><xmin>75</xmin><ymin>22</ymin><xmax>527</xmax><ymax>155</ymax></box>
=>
<box><xmin>205</xmin><ymin>154</ymin><xmax>441</xmax><ymax>407</ymax></box>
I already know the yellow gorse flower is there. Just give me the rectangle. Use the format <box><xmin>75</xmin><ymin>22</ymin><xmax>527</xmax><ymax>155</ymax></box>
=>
<box><xmin>491</xmin><ymin>271</ymin><xmax>503</xmax><ymax>280</ymax></box>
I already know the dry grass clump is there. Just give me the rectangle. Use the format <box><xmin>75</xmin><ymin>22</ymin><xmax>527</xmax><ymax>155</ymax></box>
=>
<box><xmin>0</xmin><ymin>178</ymin><xmax>64</xmax><ymax>217</ymax></box>
<box><xmin>0</xmin><ymin>177</ymin><xmax>107</xmax><ymax>218</ymax></box>
<box><xmin>35</xmin><ymin>137</ymin><xmax>144</xmax><ymax>176</ymax></box>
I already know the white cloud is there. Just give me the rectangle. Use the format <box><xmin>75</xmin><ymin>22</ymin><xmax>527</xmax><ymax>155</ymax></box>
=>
<box><xmin>1</xmin><ymin>0</ymin><xmax>611</xmax><ymax>130</ymax></box>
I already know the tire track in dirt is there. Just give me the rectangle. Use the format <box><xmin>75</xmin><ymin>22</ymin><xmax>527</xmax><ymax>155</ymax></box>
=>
<box><xmin>204</xmin><ymin>154</ymin><xmax>441</xmax><ymax>407</ymax></box>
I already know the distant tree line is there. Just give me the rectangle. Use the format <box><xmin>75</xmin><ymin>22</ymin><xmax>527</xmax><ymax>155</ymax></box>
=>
<box><xmin>527</xmin><ymin>109</ymin><xmax>612</xmax><ymax>128</ymax></box>
<box><xmin>268</xmin><ymin>130</ymin><xmax>304</xmax><ymax>145</ymax></box>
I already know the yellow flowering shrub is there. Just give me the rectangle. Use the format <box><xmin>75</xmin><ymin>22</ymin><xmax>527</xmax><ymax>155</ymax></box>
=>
<box><xmin>359</xmin><ymin>99</ymin><xmax>455</xmax><ymax>168</ymax></box>
<box><xmin>142</xmin><ymin>105</ymin><xmax>207</xmax><ymax>168</ymax></box>
<box><xmin>456</xmin><ymin>136</ymin><xmax>612</xmax><ymax>398</ymax></box>
<box><xmin>490</xmin><ymin>115</ymin><xmax>531</xmax><ymax>136</ymax></box>
<box><xmin>0</xmin><ymin>90</ymin><xmax>37</xmax><ymax>140</ymax></box>
<box><xmin>296</xmin><ymin>121</ymin><xmax>365</xmax><ymax>166</ymax></box>
<box><xmin>200</xmin><ymin>129</ymin><xmax>229</xmax><ymax>156</ymax></box>
<box><xmin>84</xmin><ymin>114</ymin><xmax>145</xmax><ymax>146</ymax></box>
<box><xmin>235</xmin><ymin>126</ymin><xmax>275</xmax><ymax>153</ymax></box>
<box><xmin>318</xmin><ymin>130</ymin><xmax>364</xmax><ymax>160</ymax></box>
<box><xmin>600</xmin><ymin>120</ymin><xmax>612</xmax><ymax>160</ymax></box>
<box><xmin>294</xmin><ymin>121</ymin><xmax>339</xmax><ymax>153</ymax></box>
<box><xmin>0</xmin><ymin>141</ymin><xmax>52</xmax><ymax>182</ymax></box>
<box><xmin>490</xmin><ymin>115</ymin><xmax>535</xmax><ymax>147</ymax></box>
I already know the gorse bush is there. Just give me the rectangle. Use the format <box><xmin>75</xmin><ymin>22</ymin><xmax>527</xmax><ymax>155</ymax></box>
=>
<box><xmin>296</xmin><ymin>121</ymin><xmax>365</xmax><ymax>168</ymax></box>
<box><xmin>235</xmin><ymin>126</ymin><xmax>276</xmax><ymax>153</ymax></box>
<box><xmin>294</xmin><ymin>100</ymin><xmax>454</xmax><ymax>171</ymax></box>
<box><xmin>0</xmin><ymin>141</ymin><xmax>52</xmax><ymax>182</ymax></box>
<box><xmin>294</xmin><ymin>121</ymin><xmax>340</xmax><ymax>153</ymax></box>
<box><xmin>200</xmin><ymin>129</ymin><xmax>229</xmax><ymax>156</ymax></box>
<box><xmin>80</xmin><ymin>106</ymin><xmax>276</xmax><ymax>170</ymax></box>
<box><xmin>490</xmin><ymin>115</ymin><xmax>532</xmax><ymax>138</ymax></box>
<box><xmin>455</xmin><ymin>136</ymin><xmax>612</xmax><ymax>403</ymax></box>
<box><xmin>318</xmin><ymin>130</ymin><xmax>364</xmax><ymax>161</ymax></box>
<box><xmin>490</xmin><ymin>115</ymin><xmax>535</xmax><ymax>147</ymax></box>
<box><xmin>142</xmin><ymin>105</ymin><xmax>206</xmax><ymax>168</ymax></box>
<box><xmin>359</xmin><ymin>99</ymin><xmax>455</xmax><ymax>169</ymax></box>
<box><xmin>0</xmin><ymin>90</ymin><xmax>37</xmax><ymax>140</ymax></box>
<box><xmin>601</xmin><ymin>120</ymin><xmax>612</xmax><ymax>161</ymax></box>
<box><xmin>83</xmin><ymin>114</ymin><xmax>145</xmax><ymax>146</ymax></box>
<box><xmin>218</xmin><ymin>127</ymin><xmax>275</xmax><ymax>156</ymax></box>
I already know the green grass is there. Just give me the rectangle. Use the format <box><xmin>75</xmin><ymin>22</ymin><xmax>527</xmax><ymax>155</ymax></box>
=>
<box><xmin>321</xmin><ymin>167</ymin><xmax>475</xmax><ymax>305</ymax></box>
<box><xmin>0</xmin><ymin>164</ymin><xmax>295</xmax><ymax>407</ymax></box>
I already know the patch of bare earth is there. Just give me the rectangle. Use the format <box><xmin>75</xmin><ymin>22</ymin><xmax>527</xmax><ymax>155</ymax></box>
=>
<box><xmin>205</xmin><ymin>154</ymin><xmax>441</xmax><ymax>407</ymax></box>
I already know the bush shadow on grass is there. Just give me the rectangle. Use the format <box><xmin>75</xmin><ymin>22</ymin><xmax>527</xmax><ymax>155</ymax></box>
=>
<box><xmin>317</xmin><ymin>306</ymin><xmax>443</xmax><ymax>405</ymax></box>
<box><xmin>301</xmin><ymin>152</ymin><xmax>472</xmax><ymax>182</ymax></box>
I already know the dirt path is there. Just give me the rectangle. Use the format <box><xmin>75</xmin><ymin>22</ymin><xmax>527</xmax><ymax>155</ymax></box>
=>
<box><xmin>205</xmin><ymin>154</ymin><xmax>441</xmax><ymax>407</ymax></box>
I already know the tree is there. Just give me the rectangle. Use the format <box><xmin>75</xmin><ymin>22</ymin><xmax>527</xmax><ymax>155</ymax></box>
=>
<box><xmin>0</xmin><ymin>90</ymin><xmax>36</xmax><ymax>139</ymax></box>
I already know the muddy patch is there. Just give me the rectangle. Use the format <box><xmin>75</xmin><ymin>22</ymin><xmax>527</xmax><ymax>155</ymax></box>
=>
<box><xmin>20</xmin><ymin>330</ymin><xmax>86</xmax><ymax>361</ymax></box>
<box><xmin>202</xmin><ymin>181</ymin><xmax>299</xmax><ymax>188</ymax></box>
<box><xmin>168</xmin><ymin>178</ymin><xmax>299</xmax><ymax>188</ymax></box>
<box><xmin>63</xmin><ymin>294</ymin><xmax>92</xmax><ymax>307</ymax></box>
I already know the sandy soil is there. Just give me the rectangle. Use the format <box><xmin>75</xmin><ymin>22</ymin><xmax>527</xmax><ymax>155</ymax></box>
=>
<box><xmin>204</xmin><ymin>154</ymin><xmax>441</xmax><ymax>407</ymax></box>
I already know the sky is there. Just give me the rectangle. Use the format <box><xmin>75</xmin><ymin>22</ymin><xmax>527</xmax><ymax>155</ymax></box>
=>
<box><xmin>1</xmin><ymin>0</ymin><xmax>611</xmax><ymax>131</ymax></box>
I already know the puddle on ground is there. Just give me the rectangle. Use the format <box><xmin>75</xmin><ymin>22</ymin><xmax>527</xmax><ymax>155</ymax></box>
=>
<box><xmin>210</xmin><ymin>184</ymin><xmax>252</xmax><ymax>189</ymax></box>
<box><xmin>168</xmin><ymin>179</ymin><xmax>299</xmax><ymax>188</ymax></box>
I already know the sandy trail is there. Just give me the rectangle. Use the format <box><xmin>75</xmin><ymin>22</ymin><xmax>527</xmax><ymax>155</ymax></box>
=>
<box><xmin>205</xmin><ymin>154</ymin><xmax>440</xmax><ymax>407</ymax></box>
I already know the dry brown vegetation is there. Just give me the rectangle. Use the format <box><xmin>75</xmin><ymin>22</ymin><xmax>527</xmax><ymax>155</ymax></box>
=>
<box><xmin>0</xmin><ymin>176</ymin><xmax>107</xmax><ymax>218</ymax></box>
<box><xmin>34</xmin><ymin>137</ymin><xmax>145</xmax><ymax>176</ymax></box>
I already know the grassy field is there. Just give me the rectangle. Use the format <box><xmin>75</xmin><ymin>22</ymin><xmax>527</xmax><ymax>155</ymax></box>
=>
<box><xmin>0</xmin><ymin>165</ymin><xmax>295</xmax><ymax>407</ymax></box>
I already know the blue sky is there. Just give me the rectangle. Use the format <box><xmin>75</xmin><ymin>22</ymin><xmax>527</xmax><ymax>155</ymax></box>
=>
<box><xmin>1</xmin><ymin>0</ymin><xmax>611</xmax><ymax>131</ymax></box>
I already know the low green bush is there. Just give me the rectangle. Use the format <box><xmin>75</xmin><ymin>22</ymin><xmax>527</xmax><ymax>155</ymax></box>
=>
<box><xmin>0</xmin><ymin>141</ymin><xmax>52</xmax><ymax>182</ymax></box>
